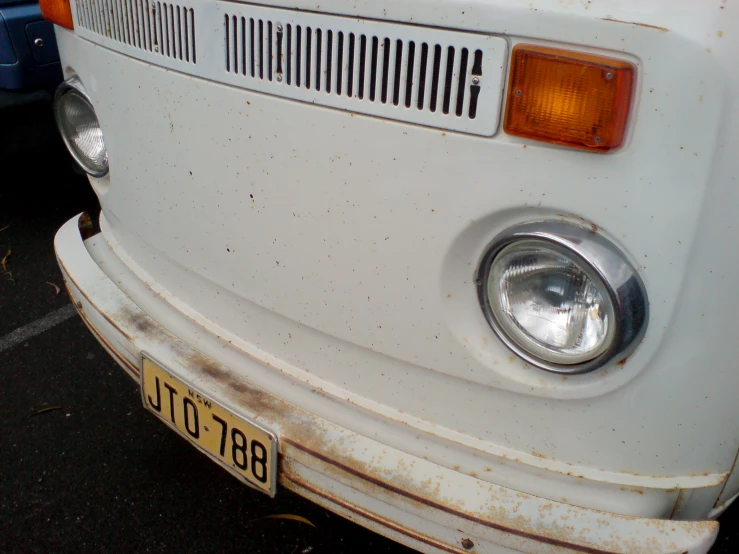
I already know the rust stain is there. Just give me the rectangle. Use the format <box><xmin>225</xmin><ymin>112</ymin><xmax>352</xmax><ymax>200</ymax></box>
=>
<box><xmin>63</xmin><ymin>281</ymin><xmax>83</xmax><ymax>312</ymax></box>
<box><xmin>556</xmin><ymin>213</ymin><xmax>600</xmax><ymax>234</ymax></box>
<box><xmin>283</xmin><ymin>473</ymin><xmax>468</xmax><ymax>554</ymax></box>
<box><xmin>72</xmin><ymin>233</ymin><xmax>719</xmax><ymax>554</ymax></box>
<box><xmin>64</xmin><ymin>284</ymin><xmax>80</xmax><ymax>308</ymax></box>
<box><xmin>120</xmin><ymin>304</ymin><xmax>161</xmax><ymax>336</ymax></box>
<box><xmin>139</xmin><ymin>337</ymin><xmax>631</xmax><ymax>553</ymax></box>
<box><xmin>169</xmin><ymin>345</ymin><xmax>720</xmax><ymax>553</ymax></box>
<box><xmin>600</xmin><ymin>18</ymin><xmax>669</xmax><ymax>32</ymax></box>
<box><xmin>77</xmin><ymin>211</ymin><xmax>100</xmax><ymax>240</ymax></box>
<box><xmin>184</xmin><ymin>350</ymin><xmax>264</xmax><ymax>400</ymax></box>
<box><xmin>670</xmin><ymin>490</ymin><xmax>687</xmax><ymax>519</ymax></box>
<box><xmin>59</xmin><ymin>259</ymin><xmax>132</xmax><ymax>342</ymax></box>
<box><xmin>78</xmin><ymin>309</ymin><xmax>140</xmax><ymax>378</ymax></box>
<box><xmin>116</xmin><ymin>305</ymin><xmax>192</xmax><ymax>363</ymax></box>
<box><xmin>714</xmin><ymin>437</ymin><xmax>739</xmax><ymax>509</ymax></box>
<box><xmin>461</xmin><ymin>537</ymin><xmax>475</xmax><ymax>550</ymax></box>
<box><xmin>285</xmin><ymin>440</ymin><xmax>630</xmax><ymax>554</ymax></box>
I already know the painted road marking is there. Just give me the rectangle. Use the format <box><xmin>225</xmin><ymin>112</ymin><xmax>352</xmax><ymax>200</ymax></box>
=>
<box><xmin>0</xmin><ymin>304</ymin><xmax>77</xmax><ymax>354</ymax></box>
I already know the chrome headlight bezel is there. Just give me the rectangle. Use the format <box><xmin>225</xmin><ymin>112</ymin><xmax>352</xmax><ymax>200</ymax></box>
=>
<box><xmin>477</xmin><ymin>221</ymin><xmax>648</xmax><ymax>375</ymax></box>
<box><xmin>53</xmin><ymin>76</ymin><xmax>109</xmax><ymax>178</ymax></box>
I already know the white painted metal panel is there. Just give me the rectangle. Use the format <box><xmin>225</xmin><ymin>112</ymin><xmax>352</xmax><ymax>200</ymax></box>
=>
<box><xmin>57</xmin><ymin>0</ymin><xmax>739</xmax><ymax>524</ymax></box>
<box><xmin>54</xmin><ymin>213</ymin><xmax>718</xmax><ymax>554</ymax></box>
<box><xmin>71</xmin><ymin>0</ymin><xmax>507</xmax><ymax>135</ymax></box>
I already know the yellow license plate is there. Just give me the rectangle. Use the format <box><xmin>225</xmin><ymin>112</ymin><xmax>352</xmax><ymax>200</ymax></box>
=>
<box><xmin>141</xmin><ymin>357</ymin><xmax>277</xmax><ymax>496</ymax></box>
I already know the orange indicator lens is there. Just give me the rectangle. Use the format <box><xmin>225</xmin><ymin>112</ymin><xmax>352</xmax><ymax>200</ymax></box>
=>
<box><xmin>504</xmin><ymin>45</ymin><xmax>634</xmax><ymax>152</ymax></box>
<box><xmin>40</xmin><ymin>0</ymin><xmax>74</xmax><ymax>30</ymax></box>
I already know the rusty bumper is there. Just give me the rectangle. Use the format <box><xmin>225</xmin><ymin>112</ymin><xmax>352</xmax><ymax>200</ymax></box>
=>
<box><xmin>55</xmin><ymin>213</ymin><xmax>718</xmax><ymax>554</ymax></box>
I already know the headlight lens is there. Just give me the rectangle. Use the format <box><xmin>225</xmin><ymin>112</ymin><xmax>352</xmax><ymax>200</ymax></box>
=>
<box><xmin>54</xmin><ymin>78</ymin><xmax>109</xmax><ymax>177</ymax></box>
<box><xmin>488</xmin><ymin>240</ymin><xmax>614</xmax><ymax>365</ymax></box>
<box><xmin>478</xmin><ymin>221</ymin><xmax>648</xmax><ymax>374</ymax></box>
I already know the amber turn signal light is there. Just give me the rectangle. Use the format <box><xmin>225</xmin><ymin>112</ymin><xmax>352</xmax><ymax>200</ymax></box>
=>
<box><xmin>504</xmin><ymin>45</ymin><xmax>634</xmax><ymax>152</ymax></box>
<box><xmin>40</xmin><ymin>0</ymin><xmax>74</xmax><ymax>30</ymax></box>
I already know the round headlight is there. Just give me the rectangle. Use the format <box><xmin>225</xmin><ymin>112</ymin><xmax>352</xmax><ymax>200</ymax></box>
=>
<box><xmin>478</xmin><ymin>222</ymin><xmax>648</xmax><ymax>374</ymax></box>
<box><xmin>54</xmin><ymin>77</ymin><xmax>108</xmax><ymax>177</ymax></box>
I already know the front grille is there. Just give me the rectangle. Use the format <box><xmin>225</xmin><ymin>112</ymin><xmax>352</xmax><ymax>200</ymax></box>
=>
<box><xmin>70</xmin><ymin>1</ymin><xmax>507</xmax><ymax>135</ymax></box>
<box><xmin>76</xmin><ymin>0</ymin><xmax>196</xmax><ymax>63</ymax></box>
<box><xmin>220</xmin><ymin>6</ymin><xmax>506</xmax><ymax>135</ymax></box>
<box><xmin>226</xmin><ymin>18</ymin><xmax>482</xmax><ymax>119</ymax></box>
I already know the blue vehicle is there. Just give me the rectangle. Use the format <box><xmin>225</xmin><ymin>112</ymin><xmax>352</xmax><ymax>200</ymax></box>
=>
<box><xmin>1</xmin><ymin>0</ymin><xmax>62</xmax><ymax>157</ymax></box>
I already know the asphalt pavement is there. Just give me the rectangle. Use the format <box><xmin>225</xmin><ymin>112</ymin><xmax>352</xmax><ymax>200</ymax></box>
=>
<box><xmin>0</xmin><ymin>143</ymin><xmax>736</xmax><ymax>553</ymax></box>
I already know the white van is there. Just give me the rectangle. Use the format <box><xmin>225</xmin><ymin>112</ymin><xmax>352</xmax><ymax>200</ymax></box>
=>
<box><xmin>45</xmin><ymin>0</ymin><xmax>737</xmax><ymax>551</ymax></box>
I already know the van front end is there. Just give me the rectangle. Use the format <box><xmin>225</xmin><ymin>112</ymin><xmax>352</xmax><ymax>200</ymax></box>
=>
<box><xmin>49</xmin><ymin>0</ymin><xmax>738</xmax><ymax>552</ymax></box>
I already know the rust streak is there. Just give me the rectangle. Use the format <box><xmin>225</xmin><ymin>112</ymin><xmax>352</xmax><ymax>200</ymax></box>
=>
<box><xmin>118</xmin><ymin>304</ymin><xmax>165</xmax><ymax>337</ymax></box>
<box><xmin>78</xmin><ymin>308</ymin><xmax>140</xmax><ymax>378</ymax></box>
<box><xmin>58</xmin><ymin>256</ymin><xmax>133</xmax><ymax>342</ymax></box>
<box><xmin>670</xmin><ymin>490</ymin><xmax>687</xmax><ymax>520</ymax></box>
<box><xmin>77</xmin><ymin>212</ymin><xmax>100</xmax><ymax>240</ymax></box>
<box><xmin>283</xmin><ymin>473</ymin><xmax>468</xmax><ymax>554</ymax></box>
<box><xmin>282</xmin><ymin>439</ymin><xmax>619</xmax><ymax>554</ymax></box>
<box><xmin>600</xmin><ymin>18</ymin><xmax>669</xmax><ymax>32</ymax></box>
<box><xmin>82</xmin><ymin>303</ymin><xmax>717</xmax><ymax>554</ymax></box>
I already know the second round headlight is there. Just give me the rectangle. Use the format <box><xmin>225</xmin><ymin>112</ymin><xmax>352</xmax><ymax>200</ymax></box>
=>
<box><xmin>54</xmin><ymin>77</ymin><xmax>109</xmax><ymax>177</ymax></box>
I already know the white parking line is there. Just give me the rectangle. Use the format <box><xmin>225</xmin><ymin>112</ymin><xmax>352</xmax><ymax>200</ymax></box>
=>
<box><xmin>0</xmin><ymin>304</ymin><xmax>78</xmax><ymax>354</ymax></box>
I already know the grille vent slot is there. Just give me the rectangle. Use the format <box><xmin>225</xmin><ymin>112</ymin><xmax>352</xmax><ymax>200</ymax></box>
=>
<box><xmin>221</xmin><ymin>8</ymin><xmax>506</xmax><ymax>135</ymax></box>
<box><xmin>226</xmin><ymin>17</ymin><xmax>481</xmax><ymax>119</ymax></box>
<box><xmin>76</xmin><ymin>0</ymin><xmax>197</xmax><ymax>63</ymax></box>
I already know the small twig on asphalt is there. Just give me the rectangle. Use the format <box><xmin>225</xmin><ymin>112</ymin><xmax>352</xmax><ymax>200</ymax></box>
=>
<box><xmin>30</xmin><ymin>406</ymin><xmax>63</xmax><ymax>417</ymax></box>
<box><xmin>0</xmin><ymin>224</ymin><xmax>9</xmax><ymax>232</ymax></box>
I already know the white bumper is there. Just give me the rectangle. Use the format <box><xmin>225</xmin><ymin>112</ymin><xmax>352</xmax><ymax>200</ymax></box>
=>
<box><xmin>55</xmin><ymin>212</ymin><xmax>719</xmax><ymax>554</ymax></box>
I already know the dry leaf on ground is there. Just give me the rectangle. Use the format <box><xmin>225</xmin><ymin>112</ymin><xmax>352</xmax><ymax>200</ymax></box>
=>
<box><xmin>46</xmin><ymin>282</ymin><xmax>61</xmax><ymax>295</ymax></box>
<box><xmin>252</xmin><ymin>514</ymin><xmax>316</xmax><ymax>528</ymax></box>
<box><xmin>1</xmin><ymin>249</ymin><xmax>10</xmax><ymax>272</ymax></box>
